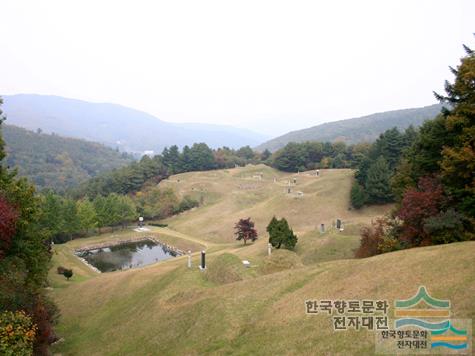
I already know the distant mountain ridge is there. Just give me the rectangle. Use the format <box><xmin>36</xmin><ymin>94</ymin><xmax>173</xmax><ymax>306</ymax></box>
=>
<box><xmin>256</xmin><ymin>104</ymin><xmax>443</xmax><ymax>152</ymax></box>
<box><xmin>2</xmin><ymin>94</ymin><xmax>269</xmax><ymax>153</ymax></box>
<box><xmin>2</xmin><ymin>124</ymin><xmax>134</xmax><ymax>192</ymax></box>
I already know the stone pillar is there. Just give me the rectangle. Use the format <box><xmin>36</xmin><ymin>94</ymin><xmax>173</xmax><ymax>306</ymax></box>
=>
<box><xmin>187</xmin><ymin>250</ymin><xmax>192</xmax><ymax>268</ymax></box>
<box><xmin>268</xmin><ymin>243</ymin><xmax>272</xmax><ymax>256</ymax></box>
<box><xmin>200</xmin><ymin>250</ymin><xmax>206</xmax><ymax>270</ymax></box>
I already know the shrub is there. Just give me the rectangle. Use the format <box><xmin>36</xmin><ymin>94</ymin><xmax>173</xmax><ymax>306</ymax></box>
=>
<box><xmin>0</xmin><ymin>310</ymin><xmax>37</xmax><ymax>356</ymax></box>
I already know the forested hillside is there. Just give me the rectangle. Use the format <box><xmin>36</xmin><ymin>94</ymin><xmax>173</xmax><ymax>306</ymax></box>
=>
<box><xmin>351</xmin><ymin>44</ymin><xmax>474</xmax><ymax>257</ymax></box>
<box><xmin>2</xmin><ymin>124</ymin><xmax>133</xmax><ymax>192</ymax></box>
<box><xmin>3</xmin><ymin>94</ymin><xmax>267</xmax><ymax>153</ymax></box>
<box><xmin>257</xmin><ymin>104</ymin><xmax>443</xmax><ymax>152</ymax></box>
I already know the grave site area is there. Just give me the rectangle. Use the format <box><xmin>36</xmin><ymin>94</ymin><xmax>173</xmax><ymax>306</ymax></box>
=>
<box><xmin>49</xmin><ymin>165</ymin><xmax>475</xmax><ymax>355</ymax></box>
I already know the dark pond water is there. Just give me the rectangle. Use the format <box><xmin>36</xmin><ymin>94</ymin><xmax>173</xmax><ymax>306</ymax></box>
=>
<box><xmin>76</xmin><ymin>240</ymin><xmax>178</xmax><ymax>272</ymax></box>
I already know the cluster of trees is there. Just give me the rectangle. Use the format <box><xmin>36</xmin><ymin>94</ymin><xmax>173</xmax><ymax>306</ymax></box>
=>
<box><xmin>41</xmin><ymin>188</ymin><xmax>199</xmax><ymax>244</ymax></box>
<box><xmin>355</xmin><ymin>42</ymin><xmax>475</xmax><ymax>256</ymax></box>
<box><xmin>233</xmin><ymin>216</ymin><xmax>298</xmax><ymax>250</ymax></box>
<box><xmin>270</xmin><ymin>141</ymin><xmax>370</xmax><ymax>172</ymax></box>
<box><xmin>350</xmin><ymin>126</ymin><xmax>418</xmax><ymax>207</ymax></box>
<box><xmin>0</xmin><ymin>98</ymin><xmax>58</xmax><ymax>354</ymax></box>
<box><xmin>3</xmin><ymin>124</ymin><xmax>133</xmax><ymax>192</ymax></box>
<box><xmin>74</xmin><ymin>144</ymin><xmax>269</xmax><ymax>198</ymax></box>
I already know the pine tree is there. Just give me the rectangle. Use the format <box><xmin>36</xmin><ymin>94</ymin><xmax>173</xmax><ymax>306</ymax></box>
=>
<box><xmin>267</xmin><ymin>217</ymin><xmax>298</xmax><ymax>250</ymax></box>
<box><xmin>365</xmin><ymin>157</ymin><xmax>393</xmax><ymax>203</ymax></box>
<box><xmin>350</xmin><ymin>182</ymin><xmax>368</xmax><ymax>209</ymax></box>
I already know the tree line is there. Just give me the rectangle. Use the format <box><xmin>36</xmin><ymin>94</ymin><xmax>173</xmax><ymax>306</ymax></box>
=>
<box><xmin>41</xmin><ymin>187</ymin><xmax>199</xmax><ymax>244</ymax></box>
<box><xmin>269</xmin><ymin>141</ymin><xmax>369</xmax><ymax>172</ymax></box>
<box><xmin>72</xmin><ymin>144</ymin><xmax>270</xmax><ymax>198</ymax></box>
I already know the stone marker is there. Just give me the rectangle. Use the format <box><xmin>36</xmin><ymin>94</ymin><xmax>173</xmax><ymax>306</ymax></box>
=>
<box><xmin>288</xmin><ymin>187</ymin><xmax>291</xmax><ymax>194</ymax></box>
<box><xmin>187</xmin><ymin>250</ymin><xmax>192</xmax><ymax>268</ymax></box>
<box><xmin>320</xmin><ymin>223</ymin><xmax>325</xmax><ymax>233</ymax></box>
<box><xmin>268</xmin><ymin>243</ymin><xmax>272</xmax><ymax>256</ymax></box>
<box><xmin>199</xmin><ymin>250</ymin><xmax>206</xmax><ymax>270</ymax></box>
<box><xmin>336</xmin><ymin>219</ymin><xmax>341</xmax><ymax>229</ymax></box>
<box><xmin>316</xmin><ymin>170</ymin><xmax>320</xmax><ymax>177</ymax></box>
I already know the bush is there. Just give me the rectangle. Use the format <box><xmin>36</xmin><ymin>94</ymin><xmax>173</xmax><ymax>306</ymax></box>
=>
<box><xmin>175</xmin><ymin>196</ymin><xmax>199</xmax><ymax>214</ymax></box>
<box><xmin>56</xmin><ymin>266</ymin><xmax>67</xmax><ymax>275</ymax></box>
<box><xmin>148</xmin><ymin>223</ymin><xmax>168</xmax><ymax>228</ymax></box>
<box><xmin>355</xmin><ymin>216</ymin><xmax>403</xmax><ymax>258</ymax></box>
<box><xmin>0</xmin><ymin>310</ymin><xmax>37</xmax><ymax>356</ymax></box>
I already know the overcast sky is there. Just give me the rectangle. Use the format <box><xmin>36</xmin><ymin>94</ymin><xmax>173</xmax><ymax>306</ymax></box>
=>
<box><xmin>1</xmin><ymin>0</ymin><xmax>474</xmax><ymax>136</ymax></box>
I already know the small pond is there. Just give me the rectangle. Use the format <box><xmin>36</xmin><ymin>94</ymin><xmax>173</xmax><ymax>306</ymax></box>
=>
<box><xmin>76</xmin><ymin>240</ymin><xmax>178</xmax><ymax>272</ymax></box>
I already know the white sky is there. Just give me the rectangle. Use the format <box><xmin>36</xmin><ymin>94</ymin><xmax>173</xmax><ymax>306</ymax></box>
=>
<box><xmin>1</xmin><ymin>0</ymin><xmax>474</xmax><ymax>136</ymax></box>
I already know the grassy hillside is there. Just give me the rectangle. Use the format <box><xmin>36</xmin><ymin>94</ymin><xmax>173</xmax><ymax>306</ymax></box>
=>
<box><xmin>48</xmin><ymin>166</ymin><xmax>474</xmax><ymax>355</ymax></box>
<box><xmin>160</xmin><ymin>165</ymin><xmax>391</xmax><ymax>243</ymax></box>
<box><xmin>2</xmin><ymin>124</ymin><xmax>134</xmax><ymax>192</ymax></box>
<box><xmin>256</xmin><ymin>104</ymin><xmax>443</xmax><ymax>152</ymax></box>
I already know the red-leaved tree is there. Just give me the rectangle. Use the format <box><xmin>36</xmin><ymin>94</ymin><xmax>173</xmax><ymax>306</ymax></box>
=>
<box><xmin>396</xmin><ymin>176</ymin><xmax>445</xmax><ymax>246</ymax></box>
<box><xmin>0</xmin><ymin>195</ymin><xmax>18</xmax><ymax>259</ymax></box>
<box><xmin>234</xmin><ymin>218</ymin><xmax>258</xmax><ymax>245</ymax></box>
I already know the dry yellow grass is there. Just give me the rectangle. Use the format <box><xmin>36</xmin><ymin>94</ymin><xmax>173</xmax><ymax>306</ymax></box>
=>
<box><xmin>48</xmin><ymin>165</ymin><xmax>474</xmax><ymax>355</ymax></box>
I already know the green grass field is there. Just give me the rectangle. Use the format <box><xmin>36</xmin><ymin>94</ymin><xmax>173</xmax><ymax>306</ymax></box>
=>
<box><xmin>49</xmin><ymin>166</ymin><xmax>475</xmax><ymax>355</ymax></box>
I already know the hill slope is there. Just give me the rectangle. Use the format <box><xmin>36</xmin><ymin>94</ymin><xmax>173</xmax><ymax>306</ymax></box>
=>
<box><xmin>256</xmin><ymin>104</ymin><xmax>443</xmax><ymax>152</ymax></box>
<box><xmin>2</xmin><ymin>94</ymin><xmax>268</xmax><ymax>153</ymax></box>
<box><xmin>51</xmin><ymin>238</ymin><xmax>475</xmax><ymax>354</ymax></box>
<box><xmin>2</xmin><ymin>124</ymin><xmax>133</xmax><ymax>192</ymax></box>
<box><xmin>49</xmin><ymin>166</ymin><xmax>474</xmax><ymax>354</ymax></box>
<box><xmin>160</xmin><ymin>165</ymin><xmax>390</xmax><ymax>244</ymax></box>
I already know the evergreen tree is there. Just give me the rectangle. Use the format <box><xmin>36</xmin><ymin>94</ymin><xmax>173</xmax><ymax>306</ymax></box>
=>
<box><xmin>267</xmin><ymin>217</ymin><xmax>298</xmax><ymax>250</ymax></box>
<box><xmin>435</xmin><ymin>43</ymin><xmax>475</xmax><ymax>217</ymax></box>
<box><xmin>350</xmin><ymin>182</ymin><xmax>368</xmax><ymax>209</ymax></box>
<box><xmin>261</xmin><ymin>149</ymin><xmax>272</xmax><ymax>161</ymax></box>
<box><xmin>365</xmin><ymin>157</ymin><xmax>393</xmax><ymax>203</ymax></box>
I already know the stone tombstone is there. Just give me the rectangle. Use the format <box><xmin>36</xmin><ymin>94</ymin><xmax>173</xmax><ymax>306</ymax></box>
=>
<box><xmin>320</xmin><ymin>223</ymin><xmax>325</xmax><ymax>233</ymax></box>
<box><xmin>200</xmin><ymin>250</ymin><xmax>206</xmax><ymax>270</ymax></box>
<box><xmin>336</xmin><ymin>219</ymin><xmax>342</xmax><ymax>229</ymax></box>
